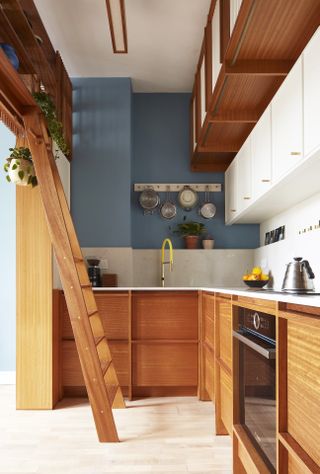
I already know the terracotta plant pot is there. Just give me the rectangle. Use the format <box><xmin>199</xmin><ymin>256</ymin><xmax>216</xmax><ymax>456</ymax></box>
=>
<box><xmin>184</xmin><ymin>235</ymin><xmax>199</xmax><ymax>249</ymax></box>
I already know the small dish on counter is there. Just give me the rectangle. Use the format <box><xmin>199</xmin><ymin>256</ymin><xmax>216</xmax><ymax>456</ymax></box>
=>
<box><xmin>242</xmin><ymin>266</ymin><xmax>269</xmax><ymax>289</ymax></box>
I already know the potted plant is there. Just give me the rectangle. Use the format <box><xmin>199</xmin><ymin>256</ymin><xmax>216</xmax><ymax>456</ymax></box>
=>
<box><xmin>32</xmin><ymin>91</ymin><xmax>69</xmax><ymax>157</ymax></box>
<box><xmin>202</xmin><ymin>234</ymin><xmax>215</xmax><ymax>250</ymax></box>
<box><xmin>174</xmin><ymin>221</ymin><xmax>206</xmax><ymax>249</ymax></box>
<box><xmin>4</xmin><ymin>147</ymin><xmax>37</xmax><ymax>187</ymax></box>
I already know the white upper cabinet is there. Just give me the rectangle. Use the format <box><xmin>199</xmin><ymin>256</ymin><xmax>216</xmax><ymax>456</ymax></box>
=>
<box><xmin>230</xmin><ymin>0</ymin><xmax>243</xmax><ymax>34</ymax></box>
<box><xmin>211</xmin><ymin>1</ymin><xmax>221</xmax><ymax>89</ymax></box>
<box><xmin>236</xmin><ymin>137</ymin><xmax>252</xmax><ymax>214</ymax></box>
<box><xmin>225</xmin><ymin>157</ymin><xmax>238</xmax><ymax>224</ymax></box>
<box><xmin>303</xmin><ymin>28</ymin><xmax>320</xmax><ymax>157</ymax></box>
<box><xmin>272</xmin><ymin>57</ymin><xmax>303</xmax><ymax>182</ymax></box>
<box><xmin>251</xmin><ymin>106</ymin><xmax>272</xmax><ymax>200</ymax></box>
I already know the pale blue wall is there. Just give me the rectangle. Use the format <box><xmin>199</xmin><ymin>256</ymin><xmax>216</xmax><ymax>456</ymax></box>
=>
<box><xmin>72</xmin><ymin>78</ymin><xmax>132</xmax><ymax>246</ymax></box>
<box><xmin>0</xmin><ymin>122</ymin><xmax>16</xmax><ymax>371</ymax></box>
<box><xmin>132</xmin><ymin>93</ymin><xmax>260</xmax><ymax>249</ymax></box>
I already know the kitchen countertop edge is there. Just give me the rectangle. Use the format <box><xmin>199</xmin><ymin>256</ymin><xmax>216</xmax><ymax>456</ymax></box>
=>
<box><xmin>91</xmin><ymin>287</ymin><xmax>320</xmax><ymax>308</ymax></box>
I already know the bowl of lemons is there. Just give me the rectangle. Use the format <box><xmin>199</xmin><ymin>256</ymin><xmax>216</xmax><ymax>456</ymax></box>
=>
<box><xmin>242</xmin><ymin>266</ymin><xmax>269</xmax><ymax>288</ymax></box>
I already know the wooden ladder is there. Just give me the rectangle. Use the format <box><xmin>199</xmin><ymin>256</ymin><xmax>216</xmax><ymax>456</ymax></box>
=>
<box><xmin>23</xmin><ymin>108</ymin><xmax>125</xmax><ymax>442</ymax></box>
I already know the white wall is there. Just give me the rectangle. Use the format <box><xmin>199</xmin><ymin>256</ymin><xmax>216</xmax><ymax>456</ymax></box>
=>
<box><xmin>0</xmin><ymin>122</ymin><xmax>16</xmax><ymax>383</ymax></box>
<box><xmin>255</xmin><ymin>192</ymin><xmax>320</xmax><ymax>290</ymax></box>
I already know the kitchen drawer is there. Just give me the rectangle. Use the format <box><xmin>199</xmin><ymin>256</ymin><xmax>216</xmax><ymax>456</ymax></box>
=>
<box><xmin>132</xmin><ymin>342</ymin><xmax>198</xmax><ymax>387</ymax></box>
<box><xmin>61</xmin><ymin>340</ymin><xmax>129</xmax><ymax>389</ymax></box>
<box><xmin>202</xmin><ymin>292</ymin><xmax>214</xmax><ymax>350</ymax></box>
<box><xmin>204</xmin><ymin>344</ymin><xmax>214</xmax><ymax>401</ymax></box>
<box><xmin>61</xmin><ymin>292</ymin><xmax>129</xmax><ymax>340</ymax></box>
<box><xmin>219</xmin><ymin>365</ymin><xmax>233</xmax><ymax>436</ymax></box>
<box><xmin>216</xmin><ymin>297</ymin><xmax>232</xmax><ymax>371</ymax></box>
<box><xmin>132</xmin><ymin>292</ymin><xmax>198</xmax><ymax>340</ymax></box>
<box><xmin>234</xmin><ymin>295</ymin><xmax>277</xmax><ymax>313</ymax></box>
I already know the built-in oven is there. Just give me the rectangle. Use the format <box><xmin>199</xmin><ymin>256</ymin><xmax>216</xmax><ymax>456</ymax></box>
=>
<box><xmin>233</xmin><ymin>309</ymin><xmax>276</xmax><ymax>473</ymax></box>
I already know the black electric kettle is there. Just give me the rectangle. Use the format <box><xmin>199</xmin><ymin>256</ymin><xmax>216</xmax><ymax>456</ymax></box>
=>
<box><xmin>281</xmin><ymin>257</ymin><xmax>315</xmax><ymax>293</ymax></box>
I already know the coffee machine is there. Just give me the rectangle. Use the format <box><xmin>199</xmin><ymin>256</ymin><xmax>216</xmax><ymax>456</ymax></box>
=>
<box><xmin>87</xmin><ymin>258</ymin><xmax>101</xmax><ymax>287</ymax></box>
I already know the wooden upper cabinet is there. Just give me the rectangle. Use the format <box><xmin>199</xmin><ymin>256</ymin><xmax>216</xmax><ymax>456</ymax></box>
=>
<box><xmin>272</xmin><ymin>57</ymin><xmax>303</xmax><ymax>182</ymax></box>
<box><xmin>303</xmin><ymin>27</ymin><xmax>320</xmax><ymax>158</ymax></box>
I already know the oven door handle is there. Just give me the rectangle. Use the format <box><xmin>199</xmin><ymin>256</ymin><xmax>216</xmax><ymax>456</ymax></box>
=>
<box><xmin>233</xmin><ymin>330</ymin><xmax>276</xmax><ymax>360</ymax></box>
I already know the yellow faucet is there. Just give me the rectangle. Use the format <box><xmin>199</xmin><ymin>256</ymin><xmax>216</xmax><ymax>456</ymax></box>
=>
<box><xmin>161</xmin><ymin>238</ymin><xmax>174</xmax><ymax>287</ymax></box>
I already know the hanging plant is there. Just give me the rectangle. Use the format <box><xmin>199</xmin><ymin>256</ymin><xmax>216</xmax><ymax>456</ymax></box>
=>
<box><xmin>4</xmin><ymin>147</ymin><xmax>37</xmax><ymax>187</ymax></box>
<box><xmin>32</xmin><ymin>91</ymin><xmax>70</xmax><ymax>157</ymax></box>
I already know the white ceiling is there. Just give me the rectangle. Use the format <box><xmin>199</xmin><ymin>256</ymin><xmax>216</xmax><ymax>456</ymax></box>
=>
<box><xmin>34</xmin><ymin>0</ymin><xmax>211</xmax><ymax>92</ymax></box>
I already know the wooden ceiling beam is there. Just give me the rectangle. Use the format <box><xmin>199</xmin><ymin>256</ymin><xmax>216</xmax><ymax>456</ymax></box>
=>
<box><xmin>225</xmin><ymin>60</ymin><xmax>295</xmax><ymax>76</ymax></box>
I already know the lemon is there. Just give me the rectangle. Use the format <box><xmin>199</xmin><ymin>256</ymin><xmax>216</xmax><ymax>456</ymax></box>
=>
<box><xmin>252</xmin><ymin>266</ymin><xmax>262</xmax><ymax>276</ymax></box>
<box><xmin>261</xmin><ymin>273</ymin><xmax>269</xmax><ymax>281</ymax></box>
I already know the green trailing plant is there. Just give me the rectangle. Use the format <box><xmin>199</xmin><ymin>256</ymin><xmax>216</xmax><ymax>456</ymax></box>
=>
<box><xmin>32</xmin><ymin>91</ymin><xmax>70</xmax><ymax>157</ymax></box>
<box><xmin>4</xmin><ymin>147</ymin><xmax>37</xmax><ymax>187</ymax></box>
<box><xmin>173</xmin><ymin>221</ymin><xmax>206</xmax><ymax>237</ymax></box>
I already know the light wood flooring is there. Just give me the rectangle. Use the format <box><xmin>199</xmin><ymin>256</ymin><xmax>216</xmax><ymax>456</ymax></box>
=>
<box><xmin>0</xmin><ymin>386</ymin><xmax>232</xmax><ymax>474</ymax></box>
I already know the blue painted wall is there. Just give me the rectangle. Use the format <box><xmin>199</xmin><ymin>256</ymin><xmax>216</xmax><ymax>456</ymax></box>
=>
<box><xmin>0</xmin><ymin>122</ymin><xmax>16</xmax><ymax>371</ymax></box>
<box><xmin>132</xmin><ymin>93</ymin><xmax>259</xmax><ymax>249</ymax></box>
<box><xmin>72</xmin><ymin>78</ymin><xmax>132</xmax><ymax>247</ymax></box>
<box><xmin>71</xmin><ymin>81</ymin><xmax>259</xmax><ymax>249</ymax></box>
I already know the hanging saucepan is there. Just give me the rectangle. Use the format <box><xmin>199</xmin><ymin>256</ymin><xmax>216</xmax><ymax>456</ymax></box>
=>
<box><xmin>199</xmin><ymin>186</ymin><xmax>216</xmax><ymax>219</ymax></box>
<box><xmin>160</xmin><ymin>186</ymin><xmax>177</xmax><ymax>220</ymax></box>
<box><xmin>139</xmin><ymin>187</ymin><xmax>160</xmax><ymax>215</ymax></box>
<box><xmin>178</xmin><ymin>186</ymin><xmax>198</xmax><ymax>211</ymax></box>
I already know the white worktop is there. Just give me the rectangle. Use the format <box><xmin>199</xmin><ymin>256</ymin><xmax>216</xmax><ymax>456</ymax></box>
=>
<box><xmin>92</xmin><ymin>286</ymin><xmax>320</xmax><ymax>308</ymax></box>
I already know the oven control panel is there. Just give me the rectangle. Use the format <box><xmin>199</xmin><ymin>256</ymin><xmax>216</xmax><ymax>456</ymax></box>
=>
<box><xmin>241</xmin><ymin>310</ymin><xmax>276</xmax><ymax>340</ymax></box>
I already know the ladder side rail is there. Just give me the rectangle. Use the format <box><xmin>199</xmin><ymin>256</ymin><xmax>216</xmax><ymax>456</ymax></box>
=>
<box><xmin>23</xmin><ymin>109</ymin><xmax>119</xmax><ymax>442</ymax></box>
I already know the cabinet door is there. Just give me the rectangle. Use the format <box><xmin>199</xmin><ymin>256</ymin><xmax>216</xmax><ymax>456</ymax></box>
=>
<box><xmin>225</xmin><ymin>158</ymin><xmax>238</xmax><ymax>224</ymax></box>
<box><xmin>132</xmin><ymin>292</ymin><xmax>198</xmax><ymax>340</ymax></box>
<box><xmin>236</xmin><ymin>137</ymin><xmax>252</xmax><ymax>213</ymax></box>
<box><xmin>132</xmin><ymin>343</ymin><xmax>198</xmax><ymax>387</ymax></box>
<box><xmin>272</xmin><ymin>58</ymin><xmax>303</xmax><ymax>181</ymax></box>
<box><xmin>251</xmin><ymin>106</ymin><xmax>272</xmax><ymax>200</ymax></box>
<box><xmin>211</xmin><ymin>1</ymin><xmax>221</xmax><ymax>89</ymax></box>
<box><xmin>215</xmin><ymin>296</ymin><xmax>232</xmax><ymax>372</ymax></box>
<box><xmin>304</xmin><ymin>28</ymin><xmax>320</xmax><ymax>157</ymax></box>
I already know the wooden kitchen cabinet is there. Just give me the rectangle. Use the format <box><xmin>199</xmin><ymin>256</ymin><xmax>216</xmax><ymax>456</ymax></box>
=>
<box><xmin>132</xmin><ymin>291</ymin><xmax>198</xmax><ymax>397</ymax></box>
<box><xmin>272</xmin><ymin>58</ymin><xmax>303</xmax><ymax>182</ymax></box>
<box><xmin>132</xmin><ymin>291</ymin><xmax>198</xmax><ymax>340</ymax></box>
<box><xmin>278</xmin><ymin>306</ymin><xmax>320</xmax><ymax>473</ymax></box>
<box><xmin>303</xmin><ymin>27</ymin><xmax>320</xmax><ymax>158</ymax></box>
<box><xmin>200</xmin><ymin>292</ymin><xmax>215</xmax><ymax>401</ymax></box>
<box><xmin>60</xmin><ymin>291</ymin><xmax>130</xmax><ymax>397</ymax></box>
<box><xmin>214</xmin><ymin>294</ymin><xmax>233</xmax><ymax>435</ymax></box>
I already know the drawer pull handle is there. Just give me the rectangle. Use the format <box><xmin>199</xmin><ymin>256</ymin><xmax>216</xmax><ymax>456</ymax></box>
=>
<box><xmin>243</xmin><ymin>197</ymin><xmax>251</xmax><ymax>200</ymax></box>
<box><xmin>230</xmin><ymin>209</ymin><xmax>237</xmax><ymax>212</ymax></box>
<box><xmin>290</xmin><ymin>151</ymin><xmax>301</xmax><ymax>155</ymax></box>
<box><xmin>261</xmin><ymin>179</ymin><xmax>270</xmax><ymax>183</ymax></box>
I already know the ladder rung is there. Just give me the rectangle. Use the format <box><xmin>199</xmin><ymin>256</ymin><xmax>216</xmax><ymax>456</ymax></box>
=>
<box><xmin>101</xmin><ymin>360</ymin><xmax>112</xmax><ymax>376</ymax></box>
<box><xmin>81</xmin><ymin>284</ymin><xmax>92</xmax><ymax>288</ymax></box>
<box><xmin>95</xmin><ymin>336</ymin><xmax>105</xmax><ymax>346</ymax></box>
<box><xmin>88</xmin><ymin>309</ymin><xmax>98</xmax><ymax>317</ymax></box>
<box><xmin>107</xmin><ymin>384</ymin><xmax>120</xmax><ymax>405</ymax></box>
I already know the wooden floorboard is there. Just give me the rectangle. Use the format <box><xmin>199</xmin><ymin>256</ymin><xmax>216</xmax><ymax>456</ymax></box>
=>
<box><xmin>0</xmin><ymin>385</ymin><xmax>232</xmax><ymax>473</ymax></box>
